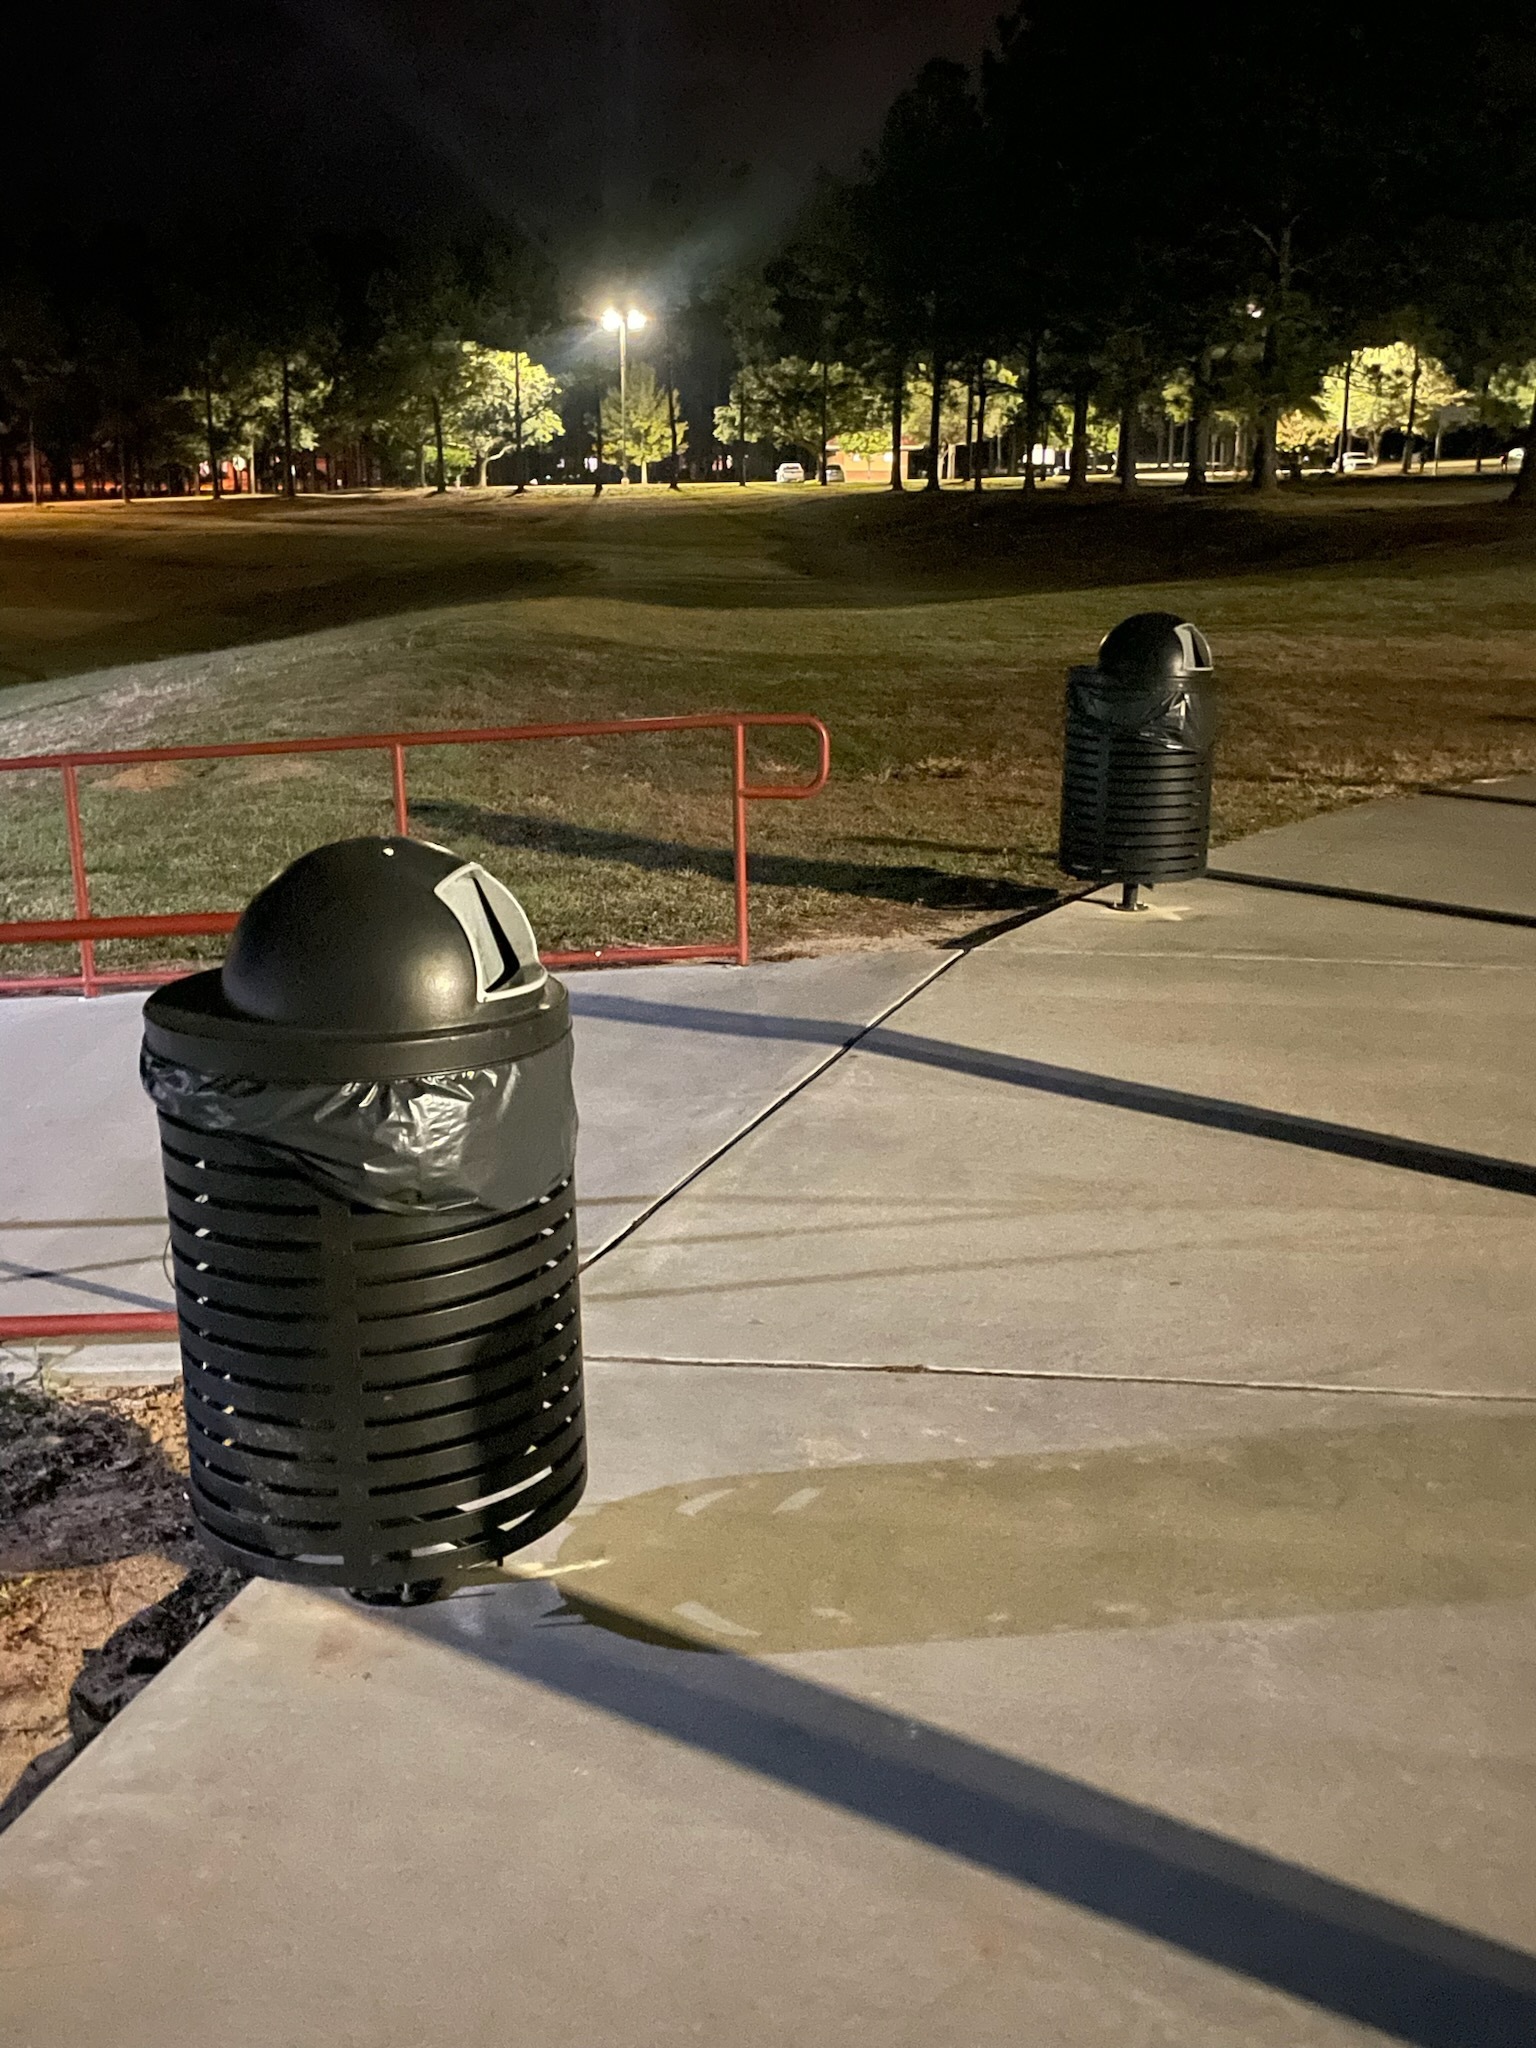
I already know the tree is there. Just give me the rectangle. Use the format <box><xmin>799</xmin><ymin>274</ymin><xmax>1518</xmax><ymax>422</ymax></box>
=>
<box><xmin>898</xmin><ymin>367</ymin><xmax>970</xmax><ymax>480</ymax></box>
<box><xmin>852</xmin><ymin>59</ymin><xmax>986</xmax><ymax>493</ymax></box>
<box><xmin>714</xmin><ymin>356</ymin><xmax>883</xmax><ymax>476</ymax></box>
<box><xmin>720</xmin><ymin>273</ymin><xmax>780</xmax><ymax>485</ymax></box>
<box><xmin>447</xmin><ymin>346</ymin><xmax>561</xmax><ymax>485</ymax></box>
<box><xmin>1312</xmin><ymin>344</ymin><xmax>1459</xmax><ymax>463</ymax></box>
<box><xmin>240</xmin><ymin>351</ymin><xmax>331</xmax><ymax>489</ymax></box>
<box><xmin>600</xmin><ymin>363</ymin><xmax>682</xmax><ymax>481</ymax></box>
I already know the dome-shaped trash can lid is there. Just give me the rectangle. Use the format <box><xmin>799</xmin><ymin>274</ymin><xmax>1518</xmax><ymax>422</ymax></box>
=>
<box><xmin>1097</xmin><ymin>611</ymin><xmax>1212</xmax><ymax>684</ymax></box>
<box><xmin>221</xmin><ymin>836</ymin><xmax>547</xmax><ymax>1036</ymax></box>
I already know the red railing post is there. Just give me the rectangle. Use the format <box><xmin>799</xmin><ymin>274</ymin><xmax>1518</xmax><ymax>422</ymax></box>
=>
<box><xmin>391</xmin><ymin>743</ymin><xmax>409</xmax><ymax>835</ymax></box>
<box><xmin>732</xmin><ymin>720</ymin><xmax>751</xmax><ymax>965</ymax></box>
<box><xmin>60</xmin><ymin>761</ymin><xmax>97</xmax><ymax>998</ymax></box>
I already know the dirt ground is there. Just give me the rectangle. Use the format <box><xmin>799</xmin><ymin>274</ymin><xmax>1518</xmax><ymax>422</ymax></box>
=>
<box><xmin>0</xmin><ymin>1377</ymin><xmax>243</xmax><ymax>1830</ymax></box>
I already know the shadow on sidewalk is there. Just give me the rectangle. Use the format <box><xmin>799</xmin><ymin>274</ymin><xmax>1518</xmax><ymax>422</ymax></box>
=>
<box><xmin>390</xmin><ymin>1579</ymin><xmax>1536</xmax><ymax>2048</ymax></box>
<box><xmin>568</xmin><ymin>992</ymin><xmax>1536</xmax><ymax>1201</ymax></box>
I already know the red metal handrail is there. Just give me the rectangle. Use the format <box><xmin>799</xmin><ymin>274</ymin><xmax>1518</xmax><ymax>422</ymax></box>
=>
<box><xmin>0</xmin><ymin>1312</ymin><xmax>178</xmax><ymax>1339</ymax></box>
<box><xmin>0</xmin><ymin>712</ymin><xmax>831</xmax><ymax>996</ymax></box>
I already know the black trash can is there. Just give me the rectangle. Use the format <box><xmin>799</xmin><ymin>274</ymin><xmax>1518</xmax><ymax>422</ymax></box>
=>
<box><xmin>1059</xmin><ymin>611</ymin><xmax>1217</xmax><ymax>898</ymax></box>
<box><xmin>141</xmin><ymin>836</ymin><xmax>584</xmax><ymax>1600</ymax></box>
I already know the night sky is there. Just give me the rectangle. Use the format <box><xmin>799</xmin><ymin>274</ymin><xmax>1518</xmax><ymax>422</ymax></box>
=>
<box><xmin>16</xmin><ymin>0</ymin><xmax>1005</xmax><ymax>287</ymax></box>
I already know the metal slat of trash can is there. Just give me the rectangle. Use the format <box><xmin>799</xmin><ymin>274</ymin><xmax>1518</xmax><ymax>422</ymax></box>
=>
<box><xmin>1059</xmin><ymin>612</ymin><xmax>1218</xmax><ymax>885</ymax></box>
<box><xmin>160</xmin><ymin>1133</ymin><xmax>582</xmax><ymax>1590</ymax></box>
<box><xmin>142</xmin><ymin>835</ymin><xmax>585</xmax><ymax>1597</ymax></box>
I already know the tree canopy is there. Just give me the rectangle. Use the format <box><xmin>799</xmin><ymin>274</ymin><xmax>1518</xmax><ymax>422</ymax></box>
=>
<box><xmin>6</xmin><ymin>6</ymin><xmax>1536</xmax><ymax>500</ymax></box>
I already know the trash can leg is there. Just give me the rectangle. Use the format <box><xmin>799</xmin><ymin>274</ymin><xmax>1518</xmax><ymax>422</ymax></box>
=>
<box><xmin>347</xmin><ymin>1581</ymin><xmax>446</xmax><ymax>1608</ymax></box>
<box><xmin>1113</xmin><ymin>880</ymin><xmax>1148</xmax><ymax>912</ymax></box>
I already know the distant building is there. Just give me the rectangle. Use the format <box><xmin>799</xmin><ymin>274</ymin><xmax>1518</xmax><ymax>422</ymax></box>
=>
<box><xmin>826</xmin><ymin>436</ymin><xmax>922</xmax><ymax>483</ymax></box>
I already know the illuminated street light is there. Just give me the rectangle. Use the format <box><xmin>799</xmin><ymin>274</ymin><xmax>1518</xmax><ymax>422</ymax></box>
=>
<box><xmin>599</xmin><ymin>306</ymin><xmax>647</xmax><ymax>481</ymax></box>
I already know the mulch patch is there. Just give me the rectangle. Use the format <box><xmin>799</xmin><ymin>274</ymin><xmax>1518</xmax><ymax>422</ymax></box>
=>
<box><xmin>0</xmin><ymin>1379</ymin><xmax>245</xmax><ymax>1832</ymax></box>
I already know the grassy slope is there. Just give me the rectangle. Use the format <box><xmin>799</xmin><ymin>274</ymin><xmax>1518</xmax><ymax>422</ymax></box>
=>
<box><xmin>1</xmin><ymin>477</ymin><xmax>1533</xmax><ymax>972</ymax></box>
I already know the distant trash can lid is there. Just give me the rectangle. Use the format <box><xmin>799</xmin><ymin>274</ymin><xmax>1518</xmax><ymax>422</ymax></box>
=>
<box><xmin>1097</xmin><ymin>612</ymin><xmax>1213</xmax><ymax>685</ymax></box>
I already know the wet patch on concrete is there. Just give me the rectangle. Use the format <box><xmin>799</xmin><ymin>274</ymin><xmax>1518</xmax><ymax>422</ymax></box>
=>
<box><xmin>550</xmin><ymin>1413</ymin><xmax>1536</xmax><ymax>1652</ymax></box>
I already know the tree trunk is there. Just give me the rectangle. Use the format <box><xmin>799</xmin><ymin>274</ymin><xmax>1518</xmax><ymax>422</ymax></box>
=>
<box><xmin>1333</xmin><ymin>353</ymin><xmax>1354</xmax><ymax>470</ymax></box>
<box><xmin>513</xmin><ymin>352</ymin><xmax>527</xmax><ymax>493</ymax></box>
<box><xmin>432</xmin><ymin>395</ymin><xmax>447</xmax><ymax>492</ymax></box>
<box><xmin>416</xmin><ymin>442</ymin><xmax>426</xmax><ymax>489</ymax></box>
<box><xmin>1116</xmin><ymin>399</ymin><xmax>1137</xmax><ymax>489</ymax></box>
<box><xmin>972</xmin><ymin>360</ymin><xmax>985</xmax><ymax>492</ymax></box>
<box><xmin>471</xmin><ymin>454</ymin><xmax>486</xmax><ymax>487</ymax></box>
<box><xmin>665</xmin><ymin>349</ymin><xmax>680</xmax><ymax>489</ymax></box>
<box><xmin>279</xmin><ymin>362</ymin><xmax>295</xmax><ymax>498</ymax></box>
<box><xmin>1509</xmin><ymin>384</ymin><xmax>1536</xmax><ymax>505</ymax></box>
<box><xmin>1067</xmin><ymin>377</ymin><xmax>1090</xmax><ymax>490</ymax></box>
<box><xmin>204</xmin><ymin>378</ymin><xmax>221</xmax><ymax>497</ymax></box>
<box><xmin>1249</xmin><ymin>299</ymin><xmax>1281</xmax><ymax>492</ymax></box>
<box><xmin>1250</xmin><ymin>410</ymin><xmax>1280</xmax><ymax>492</ymax></box>
<box><xmin>737</xmin><ymin>369</ymin><xmax>748</xmax><ymax>486</ymax></box>
<box><xmin>924</xmin><ymin>354</ymin><xmax>945</xmax><ymax>492</ymax></box>
<box><xmin>1022</xmin><ymin>334</ymin><xmax>1041</xmax><ymax>491</ymax></box>
<box><xmin>120</xmin><ymin>426</ymin><xmax>133</xmax><ymax>503</ymax></box>
<box><xmin>889</xmin><ymin>359</ymin><xmax>905</xmax><ymax>490</ymax></box>
<box><xmin>1184</xmin><ymin>371</ymin><xmax>1211</xmax><ymax>493</ymax></box>
<box><xmin>1400</xmin><ymin>350</ymin><xmax>1421</xmax><ymax>474</ymax></box>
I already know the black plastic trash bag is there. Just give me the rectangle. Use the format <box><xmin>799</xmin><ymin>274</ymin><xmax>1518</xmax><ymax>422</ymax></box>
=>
<box><xmin>1064</xmin><ymin>666</ymin><xmax>1217</xmax><ymax>754</ymax></box>
<box><xmin>141</xmin><ymin>1036</ymin><xmax>576</xmax><ymax>1216</ymax></box>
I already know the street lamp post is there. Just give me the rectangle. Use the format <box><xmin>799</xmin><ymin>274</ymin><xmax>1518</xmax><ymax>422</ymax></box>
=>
<box><xmin>601</xmin><ymin>306</ymin><xmax>647</xmax><ymax>483</ymax></box>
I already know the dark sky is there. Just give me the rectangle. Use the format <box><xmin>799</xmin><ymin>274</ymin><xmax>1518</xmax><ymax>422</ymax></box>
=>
<box><xmin>17</xmin><ymin>0</ymin><xmax>1005</xmax><ymax>291</ymax></box>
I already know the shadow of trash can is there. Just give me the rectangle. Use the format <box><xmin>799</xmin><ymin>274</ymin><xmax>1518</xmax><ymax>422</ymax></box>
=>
<box><xmin>1059</xmin><ymin>611</ymin><xmax>1218</xmax><ymax>910</ymax></box>
<box><xmin>141</xmin><ymin>835</ymin><xmax>584</xmax><ymax>1604</ymax></box>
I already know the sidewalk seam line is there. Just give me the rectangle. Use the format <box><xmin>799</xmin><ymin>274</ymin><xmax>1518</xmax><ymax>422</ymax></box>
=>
<box><xmin>585</xmin><ymin>1354</ymin><xmax>1536</xmax><ymax>1401</ymax></box>
<box><xmin>578</xmin><ymin>947</ymin><xmax>968</xmax><ymax>1269</ymax></box>
<box><xmin>575</xmin><ymin>897</ymin><xmax>1077</xmax><ymax>1272</ymax></box>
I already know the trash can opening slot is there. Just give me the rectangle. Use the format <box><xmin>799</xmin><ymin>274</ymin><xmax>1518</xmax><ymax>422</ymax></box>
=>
<box><xmin>1175</xmin><ymin>624</ymin><xmax>1213</xmax><ymax>673</ymax></box>
<box><xmin>433</xmin><ymin>863</ymin><xmax>548</xmax><ymax>1002</ymax></box>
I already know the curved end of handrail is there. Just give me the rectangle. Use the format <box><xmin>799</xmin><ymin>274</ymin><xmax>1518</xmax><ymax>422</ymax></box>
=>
<box><xmin>739</xmin><ymin>714</ymin><xmax>831</xmax><ymax>800</ymax></box>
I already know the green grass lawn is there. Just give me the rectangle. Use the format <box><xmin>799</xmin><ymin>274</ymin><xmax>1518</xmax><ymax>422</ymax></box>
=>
<box><xmin>2</xmin><ymin>475</ymin><xmax>1533</xmax><ymax>977</ymax></box>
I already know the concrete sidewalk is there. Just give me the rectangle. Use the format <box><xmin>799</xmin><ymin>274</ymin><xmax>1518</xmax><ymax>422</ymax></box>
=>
<box><xmin>1210</xmin><ymin>784</ymin><xmax>1536</xmax><ymax>921</ymax></box>
<box><xmin>1</xmin><ymin>788</ymin><xmax>1533</xmax><ymax>2047</ymax></box>
<box><xmin>0</xmin><ymin>947</ymin><xmax>937</xmax><ymax>1373</ymax></box>
<box><xmin>580</xmin><ymin>875</ymin><xmax>1535</xmax><ymax>1395</ymax></box>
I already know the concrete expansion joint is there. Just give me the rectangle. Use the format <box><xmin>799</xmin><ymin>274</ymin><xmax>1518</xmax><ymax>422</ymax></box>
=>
<box><xmin>585</xmin><ymin>1355</ymin><xmax>1536</xmax><ymax>1403</ymax></box>
<box><xmin>578</xmin><ymin>886</ymin><xmax>1092</xmax><ymax>1275</ymax></box>
<box><xmin>578</xmin><ymin>946</ymin><xmax>972</xmax><ymax>1271</ymax></box>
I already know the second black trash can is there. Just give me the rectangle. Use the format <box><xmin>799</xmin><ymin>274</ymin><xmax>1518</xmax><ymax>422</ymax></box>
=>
<box><xmin>1059</xmin><ymin>611</ymin><xmax>1218</xmax><ymax>895</ymax></box>
<box><xmin>141</xmin><ymin>836</ymin><xmax>584</xmax><ymax>1600</ymax></box>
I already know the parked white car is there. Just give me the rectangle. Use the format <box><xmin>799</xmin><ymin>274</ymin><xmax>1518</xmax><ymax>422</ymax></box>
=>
<box><xmin>1339</xmin><ymin>449</ymin><xmax>1375</xmax><ymax>472</ymax></box>
<box><xmin>775</xmin><ymin>462</ymin><xmax>806</xmax><ymax>484</ymax></box>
